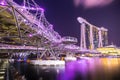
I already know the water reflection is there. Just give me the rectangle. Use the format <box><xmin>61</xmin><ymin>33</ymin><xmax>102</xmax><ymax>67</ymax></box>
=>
<box><xmin>62</xmin><ymin>58</ymin><xmax>120</xmax><ymax>80</ymax></box>
<box><xmin>13</xmin><ymin>58</ymin><xmax>120</xmax><ymax>80</ymax></box>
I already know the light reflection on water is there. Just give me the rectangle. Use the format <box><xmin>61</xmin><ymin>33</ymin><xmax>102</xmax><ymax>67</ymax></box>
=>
<box><xmin>13</xmin><ymin>58</ymin><xmax>120</xmax><ymax>80</ymax></box>
<box><xmin>63</xmin><ymin>58</ymin><xmax>120</xmax><ymax>80</ymax></box>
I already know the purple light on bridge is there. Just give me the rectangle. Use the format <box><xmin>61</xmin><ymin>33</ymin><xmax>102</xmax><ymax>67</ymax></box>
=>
<box><xmin>39</xmin><ymin>7</ymin><xmax>44</xmax><ymax>12</ymax></box>
<box><xmin>41</xmin><ymin>8</ymin><xmax>44</xmax><ymax>11</ymax></box>
<box><xmin>0</xmin><ymin>2</ymin><xmax>5</xmax><ymax>5</ymax></box>
<box><xmin>23</xmin><ymin>6</ymin><xmax>26</xmax><ymax>9</ymax></box>
<box><xmin>28</xmin><ymin>34</ymin><xmax>33</xmax><ymax>37</ymax></box>
<box><xmin>31</xmin><ymin>7</ymin><xmax>34</xmax><ymax>10</ymax></box>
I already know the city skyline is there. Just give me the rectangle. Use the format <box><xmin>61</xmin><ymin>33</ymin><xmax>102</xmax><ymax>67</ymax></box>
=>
<box><xmin>32</xmin><ymin>0</ymin><xmax>120</xmax><ymax>46</ymax></box>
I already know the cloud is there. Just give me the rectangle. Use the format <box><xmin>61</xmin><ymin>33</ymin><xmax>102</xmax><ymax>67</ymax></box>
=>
<box><xmin>74</xmin><ymin>0</ymin><xmax>81</xmax><ymax>7</ymax></box>
<box><xmin>74</xmin><ymin>0</ymin><xmax>114</xmax><ymax>8</ymax></box>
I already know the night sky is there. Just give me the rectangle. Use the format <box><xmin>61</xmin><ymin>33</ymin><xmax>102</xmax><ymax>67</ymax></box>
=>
<box><xmin>18</xmin><ymin>0</ymin><xmax>120</xmax><ymax>46</ymax></box>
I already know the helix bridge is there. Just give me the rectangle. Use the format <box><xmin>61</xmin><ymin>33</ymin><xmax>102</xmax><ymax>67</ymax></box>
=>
<box><xmin>0</xmin><ymin>0</ymin><xmax>81</xmax><ymax>59</ymax></box>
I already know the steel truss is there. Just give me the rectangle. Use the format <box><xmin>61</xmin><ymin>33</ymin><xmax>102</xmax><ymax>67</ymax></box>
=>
<box><xmin>0</xmin><ymin>0</ymin><xmax>80</xmax><ymax>59</ymax></box>
<box><xmin>0</xmin><ymin>0</ymin><xmax>62</xmax><ymax>58</ymax></box>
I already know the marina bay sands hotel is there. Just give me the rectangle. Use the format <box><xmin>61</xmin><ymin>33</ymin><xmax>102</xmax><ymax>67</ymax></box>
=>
<box><xmin>77</xmin><ymin>17</ymin><xmax>108</xmax><ymax>50</ymax></box>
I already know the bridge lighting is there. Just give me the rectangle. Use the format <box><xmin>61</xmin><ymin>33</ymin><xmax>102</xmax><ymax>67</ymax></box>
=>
<box><xmin>28</xmin><ymin>33</ymin><xmax>39</xmax><ymax>37</ymax></box>
<box><xmin>28</xmin><ymin>34</ymin><xmax>33</xmax><ymax>37</ymax></box>
<box><xmin>39</xmin><ymin>7</ymin><xmax>44</xmax><ymax>12</ymax></box>
<box><xmin>23</xmin><ymin>19</ymin><xmax>27</xmax><ymax>22</ymax></box>
<box><xmin>23</xmin><ymin>6</ymin><xmax>26</xmax><ymax>9</ymax></box>
<box><xmin>0</xmin><ymin>2</ymin><xmax>5</xmax><ymax>5</ymax></box>
<box><xmin>31</xmin><ymin>7</ymin><xmax>34</xmax><ymax>10</ymax></box>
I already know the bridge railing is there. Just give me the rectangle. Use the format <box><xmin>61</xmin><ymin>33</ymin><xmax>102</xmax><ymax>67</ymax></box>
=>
<box><xmin>61</xmin><ymin>36</ymin><xmax>78</xmax><ymax>43</ymax></box>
